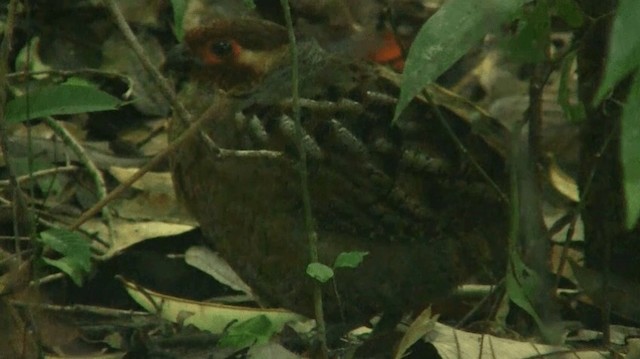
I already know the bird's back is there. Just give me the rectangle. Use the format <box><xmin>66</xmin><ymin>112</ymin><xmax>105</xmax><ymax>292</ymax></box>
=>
<box><xmin>169</xmin><ymin>19</ymin><xmax>509</xmax><ymax>323</ymax></box>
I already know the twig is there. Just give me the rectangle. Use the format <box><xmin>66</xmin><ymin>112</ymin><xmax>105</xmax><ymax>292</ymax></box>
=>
<box><xmin>29</xmin><ymin>272</ymin><xmax>66</xmax><ymax>287</ymax></box>
<box><xmin>10</xmin><ymin>300</ymin><xmax>150</xmax><ymax>318</ymax></box>
<box><xmin>0</xmin><ymin>165</ymin><xmax>78</xmax><ymax>187</ymax></box>
<box><xmin>102</xmin><ymin>0</ymin><xmax>192</xmax><ymax>127</ymax></box>
<box><xmin>70</xmin><ymin>0</ymin><xmax>229</xmax><ymax>237</ymax></box>
<box><xmin>43</xmin><ymin>117</ymin><xmax>114</xmax><ymax>243</ymax></box>
<box><xmin>69</xmin><ymin>94</ymin><xmax>233</xmax><ymax>233</ymax></box>
<box><xmin>0</xmin><ymin>0</ymin><xmax>35</xmax><ymax>255</ymax></box>
<box><xmin>70</xmin><ymin>0</ymin><xmax>223</xmax><ymax>236</ymax></box>
<box><xmin>7</xmin><ymin>68</ymin><xmax>131</xmax><ymax>83</ymax></box>
<box><xmin>279</xmin><ymin>1</ymin><xmax>328</xmax><ymax>357</ymax></box>
<box><xmin>420</xmin><ymin>89</ymin><xmax>508</xmax><ymax>203</ymax></box>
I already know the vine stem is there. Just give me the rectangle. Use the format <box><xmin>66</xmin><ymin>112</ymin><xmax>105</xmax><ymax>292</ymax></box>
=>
<box><xmin>278</xmin><ymin>1</ymin><xmax>328</xmax><ymax>357</ymax></box>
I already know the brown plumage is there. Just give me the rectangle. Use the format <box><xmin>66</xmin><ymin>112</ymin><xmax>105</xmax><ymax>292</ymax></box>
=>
<box><xmin>169</xmin><ymin>18</ymin><xmax>508</xmax><ymax>328</ymax></box>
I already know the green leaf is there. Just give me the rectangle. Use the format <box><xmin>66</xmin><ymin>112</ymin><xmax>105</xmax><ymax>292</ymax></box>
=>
<box><xmin>9</xmin><ymin>157</ymin><xmax>52</xmax><ymax>177</ymax></box>
<box><xmin>9</xmin><ymin>157</ymin><xmax>64</xmax><ymax>195</ymax></box>
<box><xmin>504</xmin><ymin>0</ymin><xmax>550</xmax><ymax>64</ymax></box>
<box><xmin>38</xmin><ymin>228</ymin><xmax>92</xmax><ymax>286</ymax></box>
<box><xmin>218</xmin><ymin>315</ymin><xmax>275</xmax><ymax>349</ymax></box>
<box><xmin>242</xmin><ymin>0</ymin><xmax>256</xmax><ymax>9</ymax></box>
<box><xmin>64</xmin><ymin>76</ymin><xmax>96</xmax><ymax>87</ymax></box>
<box><xmin>594</xmin><ymin>0</ymin><xmax>640</xmax><ymax>105</ymax></box>
<box><xmin>506</xmin><ymin>254</ymin><xmax>544</xmax><ymax>327</ymax></box>
<box><xmin>506</xmin><ymin>254</ymin><xmax>564</xmax><ymax>343</ymax></box>
<box><xmin>558</xmin><ymin>50</ymin><xmax>585</xmax><ymax>123</ymax></box>
<box><xmin>622</xmin><ymin>72</ymin><xmax>640</xmax><ymax>229</ymax></box>
<box><xmin>306</xmin><ymin>262</ymin><xmax>334</xmax><ymax>283</ymax></box>
<box><xmin>170</xmin><ymin>0</ymin><xmax>188</xmax><ymax>40</ymax></box>
<box><xmin>5</xmin><ymin>84</ymin><xmax>122</xmax><ymax>123</ymax></box>
<box><xmin>333</xmin><ymin>251</ymin><xmax>368</xmax><ymax>269</ymax></box>
<box><xmin>394</xmin><ymin>0</ymin><xmax>527</xmax><ymax>122</ymax></box>
<box><xmin>552</xmin><ymin>0</ymin><xmax>584</xmax><ymax>28</ymax></box>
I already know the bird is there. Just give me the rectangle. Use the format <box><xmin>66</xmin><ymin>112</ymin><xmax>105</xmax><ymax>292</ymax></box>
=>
<box><xmin>168</xmin><ymin>17</ymin><xmax>509</xmax><ymax>335</ymax></box>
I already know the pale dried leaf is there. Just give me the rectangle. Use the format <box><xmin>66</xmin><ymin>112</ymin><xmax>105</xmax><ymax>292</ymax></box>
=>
<box><xmin>394</xmin><ymin>307</ymin><xmax>437</xmax><ymax>359</ymax></box>
<box><xmin>248</xmin><ymin>342</ymin><xmax>301</xmax><ymax>359</ymax></box>
<box><xmin>185</xmin><ymin>245</ymin><xmax>255</xmax><ymax>299</ymax></box>
<box><xmin>82</xmin><ymin>218</ymin><xmax>194</xmax><ymax>258</ymax></box>
<box><xmin>428</xmin><ymin>322</ymin><xmax>605</xmax><ymax>359</ymax></box>
<box><xmin>121</xmin><ymin>276</ymin><xmax>305</xmax><ymax>335</ymax></box>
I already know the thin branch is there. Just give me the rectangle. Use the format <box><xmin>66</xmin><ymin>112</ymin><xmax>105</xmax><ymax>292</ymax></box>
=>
<box><xmin>420</xmin><ymin>89</ymin><xmax>508</xmax><ymax>204</ymax></box>
<box><xmin>69</xmin><ymin>0</ymin><xmax>229</xmax><ymax>238</ymax></box>
<box><xmin>43</xmin><ymin>117</ymin><xmax>114</xmax><ymax>243</ymax></box>
<box><xmin>69</xmin><ymin>94</ymin><xmax>234</xmax><ymax>233</ymax></box>
<box><xmin>10</xmin><ymin>300</ymin><xmax>150</xmax><ymax>318</ymax></box>
<box><xmin>0</xmin><ymin>0</ymin><xmax>35</xmax><ymax>253</ymax></box>
<box><xmin>279</xmin><ymin>1</ymin><xmax>328</xmax><ymax>357</ymax></box>
<box><xmin>0</xmin><ymin>165</ymin><xmax>79</xmax><ymax>186</ymax></box>
<box><xmin>102</xmin><ymin>0</ymin><xmax>192</xmax><ymax>127</ymax></box>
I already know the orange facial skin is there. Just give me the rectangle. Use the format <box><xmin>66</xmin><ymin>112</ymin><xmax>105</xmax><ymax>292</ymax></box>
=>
<box><xmin>369</xmin><ymin>31</ymin><xmax>405</xmax><ymax>71</ymax></box>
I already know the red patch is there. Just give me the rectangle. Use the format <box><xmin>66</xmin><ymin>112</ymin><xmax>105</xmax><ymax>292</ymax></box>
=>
<box><xmin>369</xmin><ymin>32</ymin><xmax>405</xmax><ymax>72</ymax></box>
<box><xmin>201</xmin><ymin>40</ymin><xmax>243</xmax><ymax>65</ymax></box>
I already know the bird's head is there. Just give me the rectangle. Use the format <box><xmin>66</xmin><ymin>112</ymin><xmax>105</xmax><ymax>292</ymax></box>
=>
<box><xmin>180</xmin><ymin>19</ymin><xmax>291</xmax><ymax>92</ymax></box>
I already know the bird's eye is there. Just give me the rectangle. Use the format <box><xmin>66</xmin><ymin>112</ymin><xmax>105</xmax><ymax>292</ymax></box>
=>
<box><xmin>210</xmin><ymin>41</ymin><xmax>233</xmax><ymax>57</ymax></box>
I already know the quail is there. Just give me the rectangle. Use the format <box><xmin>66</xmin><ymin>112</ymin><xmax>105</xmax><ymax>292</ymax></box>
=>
<box><xmin>168</xmin><ymin>18</ymin><xmax>508</xmax><ymax>328</ymax></box>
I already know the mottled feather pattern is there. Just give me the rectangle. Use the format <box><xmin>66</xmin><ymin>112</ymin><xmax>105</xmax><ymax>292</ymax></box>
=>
<box><xmin>169</xmin><ymin>19</ymin><xmax>508</xmax><ymax>323</ymax></box>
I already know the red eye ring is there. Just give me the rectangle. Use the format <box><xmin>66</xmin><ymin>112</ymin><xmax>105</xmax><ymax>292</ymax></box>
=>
<box><xmin>202</xmin><ymin>40</ymin><xmax>241</xmax><ymax>65</ymax></box>
<box><xmin>211</xmin><ymin>41</ymin><xmax>232</xmax><ymax>57</ymax></box>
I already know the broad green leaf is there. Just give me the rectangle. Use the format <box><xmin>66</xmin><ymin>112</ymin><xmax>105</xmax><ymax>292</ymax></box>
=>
<box><xmin>506</xmin><ymin>255</ymin><xmax>544</xmax><ymax>327</ymax></box>
<box><xmin>5</xmin><ymin>84</ymin><xmax>122</xmax><ymax>123</ymax></box>
<box><xmin>622</xmin><ymin>72</ymin><xmax>640</xmax><ymax>229</ymax></box>
<box><xmin>504</xmin><ymin>0</ymin><xmax>550</xmax><ymax>64</ymax></box>
<box><xmin>39</xmin><ymin>228</ymin><xmax>92</xmax><ymax>286</ymax></box>
<box><xmin>394</xmin><ymin>0</ymin><xmax>526</xmax><ymax>122</ymax></box>
<box><xmin>508</xmin><ymin>122</ymin><xmax>564</xmax><ymax>344</ymax></box>
<box><xmin>218</xmin><ymin>315</ymin><xmax>275</xmax><ymax>349</ymax></box>
<box><xmin>306</xmin><ymin>262</ymin><xmax>334</xmax><ymax>283</ymax></box>
<box><xmin>64</xmin><ymin>76</ymin><xmax>95</xmax><ymax>87</ymax></box>
<box><xmin>552</xmin><ymin>0</ymin><xmax>584</xmax><ymax>28</ymax></box>
<box><xmin>506</xmin><ymin>254</ymin><xmax>566</xmax><ymax>344</ymax></box>
<box><xmin>594</xmin><ymin>0</ymin><xmax>640</xmax><ymax>104</ymax></box>
<box><xmin>333</xmin><ymin>251</ymin><xmax>368</xmax><ymax>269</ymax></box>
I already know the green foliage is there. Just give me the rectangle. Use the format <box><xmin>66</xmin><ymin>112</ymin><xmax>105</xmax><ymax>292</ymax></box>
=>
<box><xmin>394</xmin><ymin>0</ymin><xmax>526</xmax><ymax>122</ymax></box>
<box><xmin>242</xmin><ymin>0</ymin><xmax>256</xmax><ymax>9</ymax></box>
<box><xmin>5</xmin><ymin>83</ymin><xmax>122</xmax><ymax>123</ymax></box>
<box><xmin>9</xmin><ymin>157</ymin><xmax>63</xmax><ymax>195</ymax></box>
<box><xmin>169</xmin><ymin>0</ymin><xmax>187</xmax><ymax>40</ymax></box>
<box><xmin>506</xmin><ymin>254</ymin><xmax>545</xmax><ymax>333</ymax></box>
<box><xmin>508</xmin><ymin>120</ymin><xmax>564</xmax><ymax>343</ymax></box>
<box><xmin>552</xmin><ymin>0</ymin><xmax>584</xmax><ymax>28</ymax></box>
<box><xmin>218</xmin><ymin>315</ymin><xmax>276</xmax><ymax>349</ymax></box>
<box><xmin>38</xmin><ymin>228</ymin><xmax>92</xmax><ymax>286</ymax></box>
<box><xmin>506</xmin><ymin>253</ymin><xmax>565</xmax><ymax>344</ymax></box>
<box><xmin>558</xmin><ymin>51</ymin><xmax>585</xmax><ymax>123</ymax></box>
<box><xmin>594</xmin><ymin>0</ymin><xmax>640</xmax><ymax>105</ymax></box>
<box><xmin>595</xmin><ymin>0</ymin><xmax>640</xmax><ymax>228</ymax></box>
<box><xmin>504</xmin><ymin>0</ymin><xmax>550</xmax><ymax>63</ymax></box>
<box><xmin>621</xmin><ymin>75</ymin><xmax>640</xmax><ymax>229</ymax></box>
<box><xmin>333</xmin><ymin>251</ymin><xmax>368</xmax><ymax>269</ymax></box>
<box><xmin>307</xmin><ymin>251</ymin><xmax>369</xmax><ymax>283</ymax></box>
<box><xmin>306</xmin><ymin>262</ymin><xmax>334</xmax><ymax>283</ymax></box>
